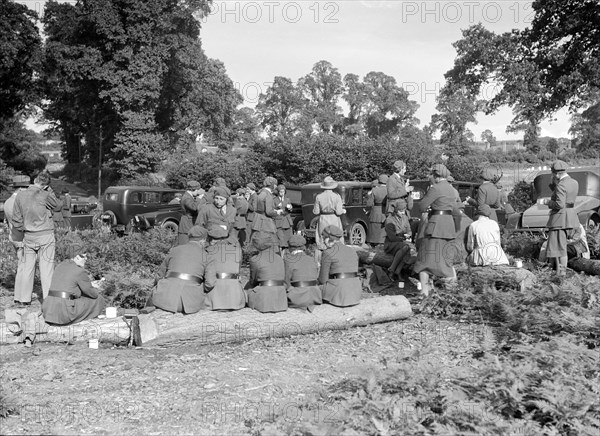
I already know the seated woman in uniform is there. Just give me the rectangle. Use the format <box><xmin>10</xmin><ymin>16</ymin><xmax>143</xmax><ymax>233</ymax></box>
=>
<box><xmin>204</xmin><ymin>225</ymin><xmax>246</xmax><ymax>310</ymax></box>
<box><xmin>383</xmin><ymin>199</ymin><xmax>412</xmax><ymax>280</ymax></box>
<box><xmin>245</xmin><ymin>232</ymin><xmax>288</xmax><ymax>313</ymax></box>
<box><xmin>318</xmin><ymin>225</ymin><xmax>362</xmax><ymax>307</ymax></box>
<box><xmin>42</xmin><ymin>251</ymin><xmax>106</xmax><ymax>325</ymax></box>
<box><xmin>148</xmin><ymin>226</ymin><xmax>216</xmax><ymax>314</ymax></box>
<box><xmin>284</xmin><ymin>234</ymin><xmax>322</xmax><ymax>311</ymax></box>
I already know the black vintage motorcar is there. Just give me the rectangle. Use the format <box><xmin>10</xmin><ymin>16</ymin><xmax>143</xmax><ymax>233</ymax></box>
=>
<box><xmin>298</xmin><ymin>179</ymin><xmax>485</xmax><ymax>245</ymax></box>
<box><xmin>101</xmin><ymin>186</ymin><xmax>184</xmax><ymax>233</ymax></box>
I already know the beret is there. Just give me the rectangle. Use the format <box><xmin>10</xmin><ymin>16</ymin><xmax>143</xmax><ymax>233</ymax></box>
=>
<box><xmin>378</xmin><ymin>174</ymin><xmax>389</xmax><ymax>184</ymax></box>
<box><xmin>213</xmin><ymin>186</ymin><xmax>230</xmax><ymax>198</ymax></box>
<box><xmin>263</xmin><ymin>177</ymin><xmax>278</xmax><ymax>187</ymax></box>
<box><xmin>188</xmin><ymin>225</ymin><xmax>208</xmax><ymax>239</ymax></box>
<box><xmin>431</xmin><ymin>164</ymin><xmax>450</xmax><ymax>178</ymax></box>
<box><xmin>288</xmin><ymin>234</ymin><xmax>306</xmax><ymax>248</ymax></box>
<box><xmin>214</xmin><ymin>177</ymin><xmax>227</xmax><ymax>187</ymax></box>
<box><xmin>246</xmin><ymin>182</ymin><xmax>256</xmax><ymax>191</ymax></box>
<box><xmin>322</xmin><ymin>225</ymin><xmax>343</xmax><ymax>240</ymax></box>
<box><xmin>477</xmin><ymin>204</ymin><xmax>492</xmax><ymax>218</ymax></box>
<box><xmin>391</xmin><ymin>199</ymin><xmax>407</xmax><ymax>211</ymax></box>
<box><xmin>393</xmin><ymin>160</ymin><xmax>406</xmax><ymax>170</ymax></box>
<box><xmin>207</xmin><ymin>225</ymin><xmax>229</xmax><ymax>239</ymax></box>
<box><xmin>187</xmin><ymin>180</ymin><xmax>201</xmax><ymax>189</ymax></box>
<box><xmin>481</xmin><ymin>167</ymin><xmax>496</xmax><ymax>181</ymax></box>
<box><xmin>251</xmin><ymin>231</ymin><xmax>276</xmax><ymax>251</ymax></box>
<box><xmin>277</xmin><ymin>184</ymin><xmax>286</xmax><ymax>191</ymax></box>
<box><xmin>551</xmin><ymin>160</ymin><xmax>568</xmax><ymax>172</ymax></box>
<box><xmin>236</xmin><ymin>187</ymin><xmax>246</xmax><ymax>195</ymax></box>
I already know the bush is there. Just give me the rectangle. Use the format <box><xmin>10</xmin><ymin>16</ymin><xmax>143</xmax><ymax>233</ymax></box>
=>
<box><xmin>508</xmin><ymin>180</ymin><xmax>535</xmax><ymax>213</ymax></box>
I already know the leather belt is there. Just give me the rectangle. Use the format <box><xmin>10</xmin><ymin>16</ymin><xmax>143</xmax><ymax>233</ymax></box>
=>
<box><xmin>566</xmin><ymin>203</ymin><xmax>574</xmax><ymax>208</ymax></box>
<box><xmin>259</xmin><ymin>280</ymin><xmax>285</xmax><ymax>286</ymax></box>
<box><xmin>320</xmin><ymin>211</ymin><xmax>336</xmax><ymax>215</ymax></box>
<box><xmin>429</xmin><ymin>210</ymin><xmax>453</xmax><ymax>216</ymax></box>
<box><xmin>374</xmin><ymin>203</ymin><xmax>383</xmax><ymax>206</ymax></box>
<box><xmin>166</xmin><ymin>272</ymin><xmax>203</xmax><ymax>284</ymax></box>
<box><xmin>216</xmin><ymin>272</ymin><xmax>239</xmax><ymax>279</ymax></box>
<box><xmin>329</xmin><ymin>272</ymin><xmax>358</xmax><ymax>279</ymax></box>
<box><xmin>238</xmin><ymin>214</ymin><xmax>247</xmax><ymax>217</ymax></box>
<box><xmin>48</xmin><ymin>290</ymin><xmax>75</xmax><ymax>299</ymax></box>
<box><xmin>291</xmin><ymin>280</ymin><xmax>318</xmax><ymax>287</ymax></box>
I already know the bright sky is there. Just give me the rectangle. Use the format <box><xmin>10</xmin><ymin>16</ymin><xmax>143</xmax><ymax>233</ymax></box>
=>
<box><xmin>21</xmin><ymin>0</ymin><xmax>573</xmax><ymax>140</ymax></box>
<box><xmin>199</xmin><ymin>0</ymin><xmax>573</xmax><ymax>140</ymax></box>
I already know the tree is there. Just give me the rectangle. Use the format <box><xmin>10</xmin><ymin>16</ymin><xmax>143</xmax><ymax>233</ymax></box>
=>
<box><xmin>570</xmin><ymin>102</ymin><xmax>600</xmax><ymax>157</ymax></box>
<box><xmin>0</xmin><ymin>0</ymin><xmax>42</xmax><ymax>128</ymax></box>
<box><xmin>256</xmin><ymin>76</ymin><xmax>305</xmax><ymax>136</ymax></box>
<box><xmin>0</xmin><ymin>121</ymin><xmax>47</xmax><ymax>182</ymax></box>
<box><xmin>546</xmin><ymin>138</ymin><xmax>559</xmax><ymax>155</ymax></box>
<box><xmin>431</xmin><ymin>85</ymin><xmax>477</xmax><ymax>155</ymax></box>
<box><xmin>480</xmin><ymin>129</ymin><xmax>497</xmax><ymax>149</ymax></box>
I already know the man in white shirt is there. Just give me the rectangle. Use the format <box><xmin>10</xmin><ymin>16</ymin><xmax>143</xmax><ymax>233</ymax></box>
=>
<box><xmin>466</xmin><ymin>204</ymin><xmax>509</xmax><ymax>266</ymax></box>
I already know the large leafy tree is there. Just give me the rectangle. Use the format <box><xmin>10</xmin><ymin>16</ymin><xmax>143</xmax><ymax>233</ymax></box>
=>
<box><xmin>40</xmin><ymin>0</ymin><xmax>239</xmax><ymax>177</ymax></box>
<box><xmin>570</xmin><ymin>101</ymin><xmax>600</xmax><ymax>157</ymax></box>
<box><xmin>256</xmin><ymin>76</ymin><xmax>306</xmax><ymax>136</ymax></box>
<box><xmin>0</xmin><ymin>0</ymin><xmax>42</xmax><ymax>127</ymax></box>
<box><xmin>431</xmin><ymin>85</ymin><xmax>477</xmax><ymax>155</ymax></box>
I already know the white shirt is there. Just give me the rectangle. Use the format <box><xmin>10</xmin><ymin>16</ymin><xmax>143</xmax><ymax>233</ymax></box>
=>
<box><xmin>466</xmin><ymin>216</ymin><xmax>509</xmax><ymax>266</ymax></box>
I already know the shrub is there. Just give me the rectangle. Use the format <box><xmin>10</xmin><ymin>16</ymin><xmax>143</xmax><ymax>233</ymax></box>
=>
<box><xmin>508</xmin><ymin>180</ymin><xmax>535</xmax><ymax>213</ymax></box>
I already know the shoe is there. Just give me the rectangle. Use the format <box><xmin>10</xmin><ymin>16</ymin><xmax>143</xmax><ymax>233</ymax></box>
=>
<box><xmin>24</xmin><ymin>338</ymin><xmax>32</xmax><ymax>348</ymax></box>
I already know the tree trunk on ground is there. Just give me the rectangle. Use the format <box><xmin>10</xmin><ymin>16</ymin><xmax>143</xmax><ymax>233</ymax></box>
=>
<box><xmin>568</xmin><ymin>258</ymin><xmax>600</xmax><ymax>276</ymax></box>
<box><xmin>0</xmin><ymin>310</ymin><xmax>133</xmax><ymax>345</ymax></box>
<box><xmin>350</xmin><ymin>245</ymin><xmax>394</xmax><ymax>268</ymax></box>
<box><xmin>137</xmin><ymin>295</ymin><xmax>413</xmax><ymax>348</ymax></box>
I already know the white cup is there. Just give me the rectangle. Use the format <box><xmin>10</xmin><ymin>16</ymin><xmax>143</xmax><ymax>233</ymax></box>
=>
<box><xmin>105</xmin><ymin>307</ymin><xmax>118</xmax><ymax>318</ymax></box>
<box><xmin>398</xmin><ymin>282</ymin><xmax>405</xmax><ymax>289</ymax></box>
<box><xmin>515</xmin><ymin>260</ymin><xmax>523</xmax><ymax>268</ymax></box>
<box><xmin>89</xmin><ymin>339</ymin><xmax>99</xmax><ymax>349</ymax></box>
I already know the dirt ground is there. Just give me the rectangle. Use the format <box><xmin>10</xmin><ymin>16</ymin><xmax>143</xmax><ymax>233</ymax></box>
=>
<box><xmin>0</xmin><ymin>283</ymin><xmax>488</xmax><ymax>435</ymax></box>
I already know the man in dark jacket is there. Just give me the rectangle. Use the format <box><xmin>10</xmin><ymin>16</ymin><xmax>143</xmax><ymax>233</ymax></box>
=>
<box><xmin>318</xmin><ymin>225</ymin><xmax>362</xmax><ymax>307</ymax></box>
<box><xmin>12</xmin><ymin>172</ymin><xmax>58</xmax><ymax>304</ymax></box>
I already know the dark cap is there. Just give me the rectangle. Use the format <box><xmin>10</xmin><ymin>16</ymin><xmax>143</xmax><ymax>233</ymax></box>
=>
<box><xmin>431</xmin><ymin>164</ymin><xmax>450</xmax><ymax>178</ymax></box>
<box><xmin>246</xmin><ymin>182</ymin><xmax>256</xmax><ymax>191</ymax></box>
<box><xmin>61</xmin><ymin>188</ymin><xmax>70</xmax><ymax>194</ymax></box>
<box><xmin>481</xmin><ymin>167</ymin><xmax>495</xmax><ymax>181</ymax></box>
<box><xmin>207</xmin><ymin>225</ymin><xmax>229</xmax><ymax>239</ymax></box>
<box><xmin>322</xmin><ymin>225</ymin><xmax>343</xmax><ymax>240</ymax></box>
<box><xmin>251</xmin><ymin>231</ymin><xmax>276</xmax><ymax>251</ymax></box>
<box><xmin>288</xmin><ymin>234</ymin><xmax>306</xmax><ymax>248</ymax></box>
<box><xmin>188</xmin><ymin>225</ymin><xmax>208</xmax><ymax>240</ymax></box>
<box><xmin>551</xmin><ymin>160</ymin><xmax>568</xmax><ymax>172</ymax></box>
<box><xmin>277</xmin><ymin>184</ymin><xmax>286</xmax><ymax>191</ymax></box>
<box><xmin>214</xmin><ymin>177</ymin><xmax>227</xmax><ymax>187</ymax></box>
<box><xmin>236</xmin><ymin>187</ymin><xmax>246</xmax><ymax>195</ymax></box>
<box><xmin>187</xmin><ymin>180</ymin><xmax>201</xmax><ymax>189</ymax></box>
<box><xmin>213</xmin><ymin>186</ymin><xmax>230</xmax><ymax>198</ymax></box>
<box><xmin>477</xmin><ymin>204</ymin><xmax>492</xmax><ymax>218</ymax></box>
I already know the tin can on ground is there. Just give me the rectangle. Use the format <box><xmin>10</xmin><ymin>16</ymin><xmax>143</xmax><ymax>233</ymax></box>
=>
<box><xmin>105</xmin><ymin>307</ymin><xmax>117</xmax><ymax>318</ymax></box>
<box><xmin>515</xmin><ymin>260</ymin><xmax>523</xmax><ymax>268</ymax></box>
<box><xmin>89</xmin><ymin>339</ymin><xmax>99</xmax><ymax>349</ymax></box>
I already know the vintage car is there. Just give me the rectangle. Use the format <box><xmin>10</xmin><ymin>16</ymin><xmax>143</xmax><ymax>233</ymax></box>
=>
<box><xmin>506</xmin><ymin>166</ymin><xmax>600</xmax><ymax>234</ymax></box>
<box><xmin>298</xmin><ymin>179</ymin><xmax>485</xmax><ymax>245</ymax></box>
<box><xmin>101</xmin><ymin>186</ymin><xmax>184</xmax><ymax>233</ymax></box>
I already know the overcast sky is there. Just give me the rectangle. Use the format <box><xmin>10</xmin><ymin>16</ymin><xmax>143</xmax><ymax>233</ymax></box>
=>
<box><xmin>200</xmin><ymin>0</ymin><xmax>573</xmax><ymax>140</ymax></box>
<box><xmin>21</xmin><ymin>0</ymin><xmax>573</xmax><ymax>140</ymax></box>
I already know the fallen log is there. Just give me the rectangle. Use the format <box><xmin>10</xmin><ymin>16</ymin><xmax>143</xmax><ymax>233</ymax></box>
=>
<box><xmin>568</xmin><ymin>257</ymin><xmax>600</xmax><ymax>276</ymax></box>
<box><xmin>456</xmin><ymin>264</ymin><xmax>537</xmax><ymax>292</ymax></box>
<box><xmin>138</xmin><ymin>295</ymin><xmax>413</xmax><ymax>348</ymax></box>
<box><xmin>350</xmin><ymin>245</ymin><xmax>394</xmax><ymax>268</ymax></box>
<box><xmin>0</xmin><ymin>309</ymin><xmax>133</xmax><ymax>345</ymax></box>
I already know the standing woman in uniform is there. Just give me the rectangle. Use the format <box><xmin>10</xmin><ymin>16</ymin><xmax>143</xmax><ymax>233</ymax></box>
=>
<box><xmin>178</xmin><ymin>181</ymin><xmax>203</xmax><ymax>245</ymax></box>
<box><xmin>367</xmin><ymin>175</ymin><xmax>388</xmax><ymax>246</ymax></box>
<box><xmin>466</xmin><ymin>167</ymin><xmax>502</xmax><ymax>222</ymax></box>
<box><xmin>412</xmin><ymin>164</ymin><xmax>460</xmax><ymax>296</ymax></box>
<box><xmin>313</xmin><ymin>176</ymin><xmax>346</xmax><ymax>253</ymax></box>
<box><xmin>273</xmin><ymin>184</ymin><xmax>294</xmax><ymax>251</ymax></box>
<box><xmin>546</xmin><ymin>160</ymin><xmax>579</xmax><ymax>277</ymax></box>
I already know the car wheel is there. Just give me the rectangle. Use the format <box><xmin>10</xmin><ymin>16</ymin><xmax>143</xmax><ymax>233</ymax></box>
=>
<box><xmin>162</xmin><ymin>220</ymin><xmax>179</xmax><ymax>233</ymax></box>
<box><xmin>349</xmin><ymin>222</ymin><xmax>367</xmax><ymax>246</ymax></box>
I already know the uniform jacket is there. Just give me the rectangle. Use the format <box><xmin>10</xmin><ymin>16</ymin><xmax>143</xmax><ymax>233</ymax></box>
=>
<box><xmin>247</xmin><ymin>191</ymin><xmax>258</xmax><ymax>222</ymax></box>
<box><xmin>383</xmin><ymin>214</ymin><xmax>411</xmax><ymax>252</ymax></box>
<box><xmin>251</xmin><ymin>188</ymin><xmax>277</xmax><ymax>233</ymax></box>
<box><xmin>52</xmin><ymin>198</ymin><xmax>64</xmax><ymax>223</ymax></box>
<box><xmin>273</xmin><ymin>195</ymin><xmax>294</xmax><ymax>229</ymax></box>
<box><xmin>247</xmin><ymin>249</ymin><xmax>288</xmax><ymax>312</ymax></box>
<box><xmin>318</xmin><ymin>242</ymin><xmax>362</xmax><ymax>307</ymax></box>
<box><xmin>233</xmin><ymin>196</ymin><xmax>249</xmax><ymax>230</ymax></box>
<box><xmin>13</xmin><ymin>185</ymin><xmax>58</xmax><ymax>234</ymax></box>
<box><xmin>368</xmin><ymin>185</ymin><xmax>387</xmax><ymax>223</ymax></box>
<box><xmin>415</xmin><ymin>180</ymin><xmax>459</xmax><ymax>239</ymax></box>
<box><xmin>179</xmin><ymin>191</ymin><xmax>199</xmax><ymax>234</ymax></box>
<box><xmin>153</xmin><ymin>241</ymin><xmax>216</xmax><ymax>314</ymax></box>
<box><xmin>284</xmin><ymin>251</ymin><xmax>322</xmax><ymax>309</ymax></box>
<box><xmin>42</xmin><ymin>260</ymin><xmax>104</xmax><ymax>325</ymax></box>
<box><xmin>469</xmin><ymin>181</ymin><xmax>502</xmax><ymax>221</ymax></box>
<box><xmin>387</xmin><ymin>173</ymin><xmax>413</xmax><ymax>211</ymax></box>
<box><xmin>313</xmin><ymin>190</ymin><xmax>345</xmax><ymax>250</ymax></box>
<box><xmin>547</xmin><ymin>174</ymin><xmax>579</xmax><ymax>230</ymax></box>
<box><xmin>205</xmin><ymin>240</ymin><xmax>245</xmax><ymax>310</ymax></box>
<box><xmin>62</xmin><ymin>193</ymin><xmax>72</xmax><ymax>218</ymax></box>
<box><xmin>195</xmin><ymin>203</ymin><xmax>237</xmax><ymax>235</ymax></box>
